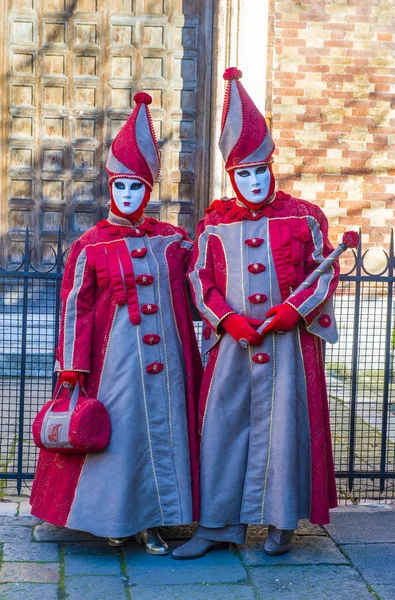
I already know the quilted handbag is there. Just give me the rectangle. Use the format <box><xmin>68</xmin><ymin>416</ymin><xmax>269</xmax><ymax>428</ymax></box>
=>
<box><xmin>32</xmin><ymin>383</ymin><xmax>111</xmax><ymax>454</ymax></box>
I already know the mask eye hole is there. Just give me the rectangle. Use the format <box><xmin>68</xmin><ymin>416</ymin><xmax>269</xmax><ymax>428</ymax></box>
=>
<box><xmin>114</xmin><ymin>181</ymin><xmax>125</xmax><ymax>189</ymax></box>
<box><xmin>130</xmin><ymin>182</ymin><xmax>143</xmax><ymax>191</ymax></box>
<box><xmin>256</xmin><ymin>166</ymin><xmax>267</xmax><ymax>174</ymax></box>
<box><xmin>236</xmin><ymin>170</ymin><xmax>250</xmax><ymax>178</ymax></box>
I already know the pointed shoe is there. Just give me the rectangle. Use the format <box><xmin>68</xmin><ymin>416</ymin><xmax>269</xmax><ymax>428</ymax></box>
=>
<box><xmin>172</xmin><ymin>535</ymin><xmax>228</xmax><ymax>560</ymax></box>
<box><xmin>108</xmin><ymin>536</ymin><xmax>134</xmax><ymax>548</ymax></box>
<box><xmin>135</xmin><ymin>527</ymin><xmax>169</xmax><ymax>555</ymax></box>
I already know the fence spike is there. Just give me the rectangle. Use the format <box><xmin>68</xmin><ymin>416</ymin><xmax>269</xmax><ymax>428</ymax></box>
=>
<box><xmin>56</xmin><ymin>226</ymin><xmax>63</xmax><ymax>273</ymax></box>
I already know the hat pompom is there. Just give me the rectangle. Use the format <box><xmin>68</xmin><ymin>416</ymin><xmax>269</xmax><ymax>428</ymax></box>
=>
<box><xmin>134</xmin><ymin>92</ymin><xmax>152</xmax><ymax>105</ymax></box>
<box><xmin>223</xmin><ymin>67</ymin><xmax>243</xmax><ymax>81</ymax></box>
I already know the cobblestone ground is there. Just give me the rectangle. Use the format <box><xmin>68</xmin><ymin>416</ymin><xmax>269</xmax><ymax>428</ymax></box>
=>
<box><xmin>0</xmin><ymin>499</ymin><xmax>394</xmax><ymax>599</ymax></box>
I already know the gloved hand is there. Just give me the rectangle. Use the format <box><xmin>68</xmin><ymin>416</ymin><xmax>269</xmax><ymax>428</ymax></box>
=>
<box><xmin>60</xmin><ymin>371</ymin><xmax>85</xmax><ymax>388</ymax></box>
<box><xmin>262</xmin><ymin>303</ymin><xmax>301</xmax><ymax>335</ymax></box>
<box><xmin>222</xmin><ymin>313</ymin><xmax>264</xmax><ymax>345</ymax></box>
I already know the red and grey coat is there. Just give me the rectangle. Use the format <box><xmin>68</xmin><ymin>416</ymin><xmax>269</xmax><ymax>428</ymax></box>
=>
<box><xmin>30</xmin><ymin>214</ymin><xmax>202</xmax><ymax>537</ymax></box>
<box><xmin>188</xmin><ymin>191</ymin><xmax>339</xmax><ymax>527</ymax></box>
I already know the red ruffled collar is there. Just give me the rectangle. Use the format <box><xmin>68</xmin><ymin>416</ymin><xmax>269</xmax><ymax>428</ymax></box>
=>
<box><xmin>97</xmin><ymin>215</ymin><xmax>157</xmax><ymax>237</ymax></box>
<box><xmin>215</xmin><ymin>191</ymin><xmax>290</xmax><ymax>221</ymax></box>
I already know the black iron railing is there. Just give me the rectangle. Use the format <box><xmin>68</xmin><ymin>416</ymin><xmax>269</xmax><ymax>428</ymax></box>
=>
<box><xmin>0</xmin><ymin>229</ymin><xmax>394</xmax><ymax>502</ymax></box>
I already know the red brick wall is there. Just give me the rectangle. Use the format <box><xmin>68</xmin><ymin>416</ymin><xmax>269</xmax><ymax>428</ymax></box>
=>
<box><xmin>266</xmin><ymin>0</ymin><xmax>395</xmax><ymax>247</ymax></box>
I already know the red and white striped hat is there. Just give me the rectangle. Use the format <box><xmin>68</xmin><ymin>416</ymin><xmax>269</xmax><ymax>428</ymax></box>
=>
<box><xmin>106</xmin><ymin>92</ymin><xmax>160</xmax><ymax>190</ymax></box>
<box><xmin>219</xmin><ymin>67</ymin><xmax>275</xmax><ymax>172</ymax></box>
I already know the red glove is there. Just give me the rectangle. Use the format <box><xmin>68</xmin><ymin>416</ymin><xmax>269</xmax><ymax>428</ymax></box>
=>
<box><xmin>262</xmin><ymin>303</ymin><xmax>301</xmax><ymax>335</ymax></box>
<box><xmin>222</xmin><ymin>313</ymin><xmax>264</xmax><ymax>345</ymax></box>
<box><xmin>60</xmin><ymin>371</ymin><xmax>85</xmax><ymax>388</ymax></box>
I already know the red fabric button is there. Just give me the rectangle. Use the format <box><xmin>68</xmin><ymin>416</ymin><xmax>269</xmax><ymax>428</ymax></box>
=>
<box><xmin>203</xmin><ymin>326</ymin><xmax>211</xmax><ymax>340</ymax></box>
<box><xmin>245</xmin><ymin>237</ymin><xmax>264</xmax><ymax>247</ymax></box>
<box><xmin>143</xmin><ymin>333</ymin><xmax>161</xmax><ymax>345</ymax></box>
<box><xmin>136</xmin><ymin>274</ymin><xmax>154</xmax><ymax>286</ymax></box>
<box><xmin>141</xmin><ymin>303</ymin><xmax>158</xmax><ymax>314</ymax></box>
<box><xmin>131</xmin><ymin>247</ymin><xmax>148</xmax><ymax>258</ymax></box>
<box><xmin>146</xmin><ymin>362</ymin><xmax>164</xmax><ymax>374</ymax></box>
<box><xmin>252</xmin><ymin>352</ymin><xmax>270</xmax><ymax>364</ymax></box>
<box><xmin>248</xmin><ymin>293</ymin><xmax>268</xmax><ymax>304</ymax></box>
<box><xmin>319</xmin><ymin>314</ymin><xmax>331</xmax><ymax>328</ymax></box>
<box><xmin>248</xmin><ymin>263</ymin><xmax>266</xmax><ymax>274</ymax></box>
<box><xmin>129</xmin><ymin>228</ymin><xmax>145</xmax><ymax>238</ymax></box>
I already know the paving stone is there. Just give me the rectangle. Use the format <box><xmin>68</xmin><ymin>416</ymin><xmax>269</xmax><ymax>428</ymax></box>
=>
<box><xmin>33</xmin><ymin>522</ymin><xmax>101</xmax><ymax>543</ymax></box>
<box><xmin>64</xmin><ymin>554</ymin><xmax>121</xmax><ymax>576</ymax></box>
<box><xmin>63</xmin><ymin>541</ymin><xmax>120</xmax><ymax>555</ymax></box>
<box><xmin>0</xmin><ymin>583</ymin><xmax>58</xmax><ymax>600</ymax></box>
<box><xmin>3</xmin><ymin>543</ymin><xmax>59</xmax><ymax>562</ymax></box>
<box><xmin>0</xmin><ymin>563</ymin><xmax>59</xmax><ymax>584</ymax></box>
<box><xmin>132</xmin><ymin>584</ymin><xmax>257</xmax><ymax>599</ymax></box>
<box><xmin>371</xmin><ymin>585</ymin><xmax>395</xmax><ymax>600</ymax></box>
<box><xmin>238</xmin><ymin>535</ymin><xmax>348</xmax><ymax>566</ymax></box>
<box><xmin>0</xmin><ymin>517</ymin><xmax>40</xmax><ymax>528</ymax></box>
<box><xmin>18</xmin><ymin>504</ymin><xmax>35</xmax><ymax>518</ymax></box>
<box><xmin>341</xmin><ymin>543</ymin><xmax>395</xmax><ymax>585</ymax></box>
<box><xmin>0</xmin><ymin>527</ymin><xmax>33</xmax><ymax>543</ymax></box>
<box><xmin>65</xmin><ymin>576</ymin><xmax>127</xmax><ymax>600</ymax></box>
<box><xmin>325</xmin><ymin>511</ymin><xmax>395</xmax><ymax>543</ymax></box>
<box><xmin>124</xmin><ymin>542</ymin><xmax>247</xmax><ymax>585</ymax></box>
<box><xmin>250</xmin><ymin>565</ymin><xmax>375</xmax><ymax>599</ymax></box>
<box><xmin>0</xmin><ymin>504</ymin><xmax>18</xmax><ymax>517</ymax></box>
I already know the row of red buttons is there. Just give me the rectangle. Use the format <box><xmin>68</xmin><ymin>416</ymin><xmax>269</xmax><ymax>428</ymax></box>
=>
<box><xmin>246</xmin><ymin>238</ymin><xmax>267</xmax><ymax>306</ymax></box>
<box><xmin>130</xmin><ymin>252</ymin><xmax>164</xmax><ymax>373</ymax></box>
<box><xmin>246</xmin><ymin>238</ymin><xmax>270</xmax><ymax>363</ymax></box>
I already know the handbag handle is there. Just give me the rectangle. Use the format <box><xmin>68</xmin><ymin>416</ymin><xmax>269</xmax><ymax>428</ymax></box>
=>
<box><xmin>41</xmin><ymin>382</ymin><xmax>86</xmax><ymax>439</ymax></box>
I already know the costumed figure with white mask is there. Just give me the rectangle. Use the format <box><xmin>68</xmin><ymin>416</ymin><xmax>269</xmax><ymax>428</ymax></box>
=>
<box><xmin>30</xmin><ymin>92</ymin><xmax>203</xmax><ymax>553</ymax></box>
<box><xmin>172</xmin><ymin>68</ymin><xmax>340</xmax><ymax>560</ymax></box>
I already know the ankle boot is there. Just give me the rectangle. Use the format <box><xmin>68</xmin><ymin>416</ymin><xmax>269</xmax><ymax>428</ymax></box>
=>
<box><xmin>264</xmin><ymin>525</ymin><xmax>294</xmax><ymax>555</ymax></box>
<box><xmin>172</xmin><ymin>534</ymin><xmax>228</xmax><ymax>560</ymax></box>
<box><xmin>135</xmin><ymin>527</ymin><xmax>169</xmax><ymax>555</ymax></box>
<box><xmin>108</xmin><ymin>536</ymin><xmax>134</xmax><ymax>548</ymax></box>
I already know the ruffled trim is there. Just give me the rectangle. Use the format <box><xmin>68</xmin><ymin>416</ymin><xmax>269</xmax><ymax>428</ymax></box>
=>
<box><xmin>96</xmin><ymin>215</ymin><xmax>156</xmax><ymax>238</ymax></box>
<box><xmin>208</xmin><ymin>191</ymin><xmax>289</xmax><ymax>223</ymax></box>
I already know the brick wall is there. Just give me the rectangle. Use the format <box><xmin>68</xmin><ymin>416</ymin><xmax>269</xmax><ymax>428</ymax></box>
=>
<box><xmin>266</xmin><ymin>0</ymin><xmax>395</xmax><ymax>247</ymax></box>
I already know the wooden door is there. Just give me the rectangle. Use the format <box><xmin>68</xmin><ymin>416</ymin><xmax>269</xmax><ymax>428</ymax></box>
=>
<box><xmin>0</xmin><ymin>0</ymin><xmax>213</xmax><ymax>264</ymax></box>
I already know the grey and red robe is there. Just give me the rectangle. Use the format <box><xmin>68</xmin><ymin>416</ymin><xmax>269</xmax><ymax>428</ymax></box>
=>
<box><xmin>188</xmin><ymin>191</ymin><xmax>339</xmax><ymax>528</ymax></box>
<box><xmin>30</xmin><ymin>215</ymin><xmax>202</xmax><ymax>537</ymax></box>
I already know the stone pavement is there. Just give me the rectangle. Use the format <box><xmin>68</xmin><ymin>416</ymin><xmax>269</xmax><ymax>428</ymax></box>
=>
<box><xmin>0</xmin><ymin>499</ymin><xmax>394</xmax><ymax>600</ymax></box>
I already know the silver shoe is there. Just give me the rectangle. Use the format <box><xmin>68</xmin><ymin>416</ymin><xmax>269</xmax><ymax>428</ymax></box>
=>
<box><xmin>135</xmin><ymin>527</ymin><xmax>169</xmax><ymax>555</ymax></box>
<box><xmin>108</xmin><ymin>536</ymin><xmax>134</xmax><ymax>547</ymax></box>
<box><xmin>264</xmin><ymin>525</ymin><xmax>294</xmax><ymax>556</ymax></box>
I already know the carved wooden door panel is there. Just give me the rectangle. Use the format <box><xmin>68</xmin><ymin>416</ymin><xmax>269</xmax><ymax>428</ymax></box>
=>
<box><xmin>1</xmin><ymin>0</ymin><xmax>213</xmax><ymax>263</ymax></box>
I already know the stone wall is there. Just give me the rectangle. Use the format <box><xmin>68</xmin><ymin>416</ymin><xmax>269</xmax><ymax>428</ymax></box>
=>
<box><xmin>266</xmin><ymin>0</ymin><xmax>395</xmax><ymax>247</ymax></box>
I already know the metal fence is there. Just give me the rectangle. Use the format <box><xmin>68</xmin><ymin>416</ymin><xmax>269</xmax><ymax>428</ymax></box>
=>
<box><xmin>1</xmin><ymin>230</ymin><xmax>394</xmax><ymax>503</ymax></box>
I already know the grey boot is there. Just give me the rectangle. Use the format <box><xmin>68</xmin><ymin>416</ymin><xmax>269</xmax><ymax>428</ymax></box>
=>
<box><xmin>172</xmin><ymin>534</ymin><xmax>228</xmax><ymax>560</ymax></box>
<box><xmin>264</xmin><ymin>525</ymin><xmax>294</xmax><ymax>556</ymax></box>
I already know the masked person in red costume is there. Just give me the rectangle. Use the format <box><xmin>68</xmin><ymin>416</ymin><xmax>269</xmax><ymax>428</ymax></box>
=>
<box><xmin>30</xmin><ymin>92</ymin><xmax>203</xmax><ymax>553</ymax></box>
<box><xmin>172</xmin><ymin>68</ymin><xmax>340</xmax><ymax>560</ymax></box>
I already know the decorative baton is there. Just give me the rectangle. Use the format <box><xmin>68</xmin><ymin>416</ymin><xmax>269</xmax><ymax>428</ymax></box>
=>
<box><xmin>239</xmin><ymin>230</ymin><xmax>359</xmax><ymax>348</ymax></box>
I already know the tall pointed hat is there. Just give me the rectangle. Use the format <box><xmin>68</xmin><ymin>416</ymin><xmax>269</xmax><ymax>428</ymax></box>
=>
<box><xmin>219</xmin><ymin>67</ymin><xmax>275</xmax><ymax>172</ymax></box>
<box><xmin>106</xmin><ymin>92</ymin><xmax>160</xmax><ymax>190</ymax></box>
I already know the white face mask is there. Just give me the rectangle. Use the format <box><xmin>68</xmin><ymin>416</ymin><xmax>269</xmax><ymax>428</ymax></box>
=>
<box><xmin>233</xmin><ymin>165</ymin><xmax>272</xmax><ymax>204</ymax></box>
<box><xmin>112</xmin><ymin>178</ymin><xmax>146</xmax><ymax>215</ymax></box>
